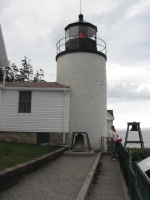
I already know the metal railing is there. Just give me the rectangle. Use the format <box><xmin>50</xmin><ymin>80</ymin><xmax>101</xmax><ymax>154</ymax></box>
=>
<box><xmin>56</xmin><ymin>36</ymin><xmax>107</xmax><ymax>55</ymax></box>
<box><xmin>118</xmin><ymin>143</ymin><xmax>150</xmax><ymax>200</ymax></box>
<box><xmin>100</xmin><ymin>136</ymin><xmax>109</xmax><ymax>152</ymax></box>
<box><xmin>100</xmin><ymin>136</ymin><xmax>150</xmax><ymax>199</ymax></box>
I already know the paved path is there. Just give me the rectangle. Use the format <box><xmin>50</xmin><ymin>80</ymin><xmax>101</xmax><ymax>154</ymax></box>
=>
<box><xmin>0</xmin><ymin>155</ymin><xmax>96</xmax><ymax>200</ymax></box>
<box><xmin>1</xmin><ymin>154</ymin><xmax>130</xmax><ymax>200</ymax></box>
<box><xmin>87</xmin><ymin>156</ymin><xmax>130</xmax><ymax>200</ymax></box>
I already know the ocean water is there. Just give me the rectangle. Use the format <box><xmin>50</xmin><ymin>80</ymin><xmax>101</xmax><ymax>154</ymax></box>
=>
<box><xmin>117</xmin><ymin>130</ymin><xmax>150</xmax><ymax>148</ymax></box>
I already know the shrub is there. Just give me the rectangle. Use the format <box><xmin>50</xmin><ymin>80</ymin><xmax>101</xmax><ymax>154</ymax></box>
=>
<box><xmin>127</xmin><ymin>147</ymin><xmax>150</xmax><ymax>162</ymax></box>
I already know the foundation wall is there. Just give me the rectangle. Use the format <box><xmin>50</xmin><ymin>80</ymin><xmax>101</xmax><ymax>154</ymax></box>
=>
<box><xmin>0</xmin><ymin>132</ymin><xmax>70</xmax><ymax>145</ymax></box>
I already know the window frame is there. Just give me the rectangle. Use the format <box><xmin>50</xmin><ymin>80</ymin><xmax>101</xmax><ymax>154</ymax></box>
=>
<box><xmin>18</xmin><ymin>91</ymin><xmax>32</xmax><ymax>113</ymax></box>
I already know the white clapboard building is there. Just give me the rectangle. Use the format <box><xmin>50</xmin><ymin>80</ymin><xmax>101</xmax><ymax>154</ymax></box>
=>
<box><xmin>0</xmin><ymin>15</ymin><xmax>114</xmax><ymax>149</ymax></box>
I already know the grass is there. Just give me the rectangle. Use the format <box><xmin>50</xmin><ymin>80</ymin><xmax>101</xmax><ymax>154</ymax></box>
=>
<box><xmin>0</xmin><ymin>141</ymin><xmax>61</xmax><ymax>171</ymax></box>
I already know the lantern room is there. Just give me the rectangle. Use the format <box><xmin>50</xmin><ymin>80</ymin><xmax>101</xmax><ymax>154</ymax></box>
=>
<box><xmin>65</xmin><ymin>14</ymin><xmax>97</xmax><ymax>51</ymax></box>
<box><xmin>56</xmin><ymin>14</ymin><xmax>106</xmax><ymax>60</ymax></box>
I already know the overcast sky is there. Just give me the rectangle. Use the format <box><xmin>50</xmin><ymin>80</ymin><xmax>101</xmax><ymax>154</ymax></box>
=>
<box><xmin>0</xmin><ymin>0</ymin><xmax>150</xmax><ymax>129</ymax></box>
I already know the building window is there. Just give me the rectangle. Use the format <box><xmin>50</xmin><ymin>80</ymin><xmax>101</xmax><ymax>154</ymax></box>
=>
<box><xmin>18</xmin><ymin>91</ymin><xmax>31</xmax><ymax>113</ymax></box>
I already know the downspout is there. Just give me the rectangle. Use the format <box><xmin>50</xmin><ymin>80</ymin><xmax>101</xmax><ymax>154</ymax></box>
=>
<box><xmin>63</xmin><ymin>90</ymin><xmax>66</xmax><ymax>144</ymax></box>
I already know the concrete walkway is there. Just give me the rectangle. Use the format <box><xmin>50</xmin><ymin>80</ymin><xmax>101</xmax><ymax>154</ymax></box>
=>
<box><xmin>0</xmin><ymin>154</ymin><xmax>130</xmax><ymax>200</ymax></box>
<box><xmin>0</xmin><ymin>154</ymin><xmax>96</xmax><ymax>200</ymax></box>
<box><xmin>87</xmin><ymin>156</ymin><xmax>130</xmax><ymax>200</ymax></box>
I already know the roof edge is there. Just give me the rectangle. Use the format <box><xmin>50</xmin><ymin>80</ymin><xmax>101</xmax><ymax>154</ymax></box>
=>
<box><xmin>107</xmin><ymin>110</ymin><xmax>115</xmax><ymax>120</ymax></box>
<box><xmin>0</xmin><ymin>82</ymin><xmax>70</xmax><ymax>91</ymax></box>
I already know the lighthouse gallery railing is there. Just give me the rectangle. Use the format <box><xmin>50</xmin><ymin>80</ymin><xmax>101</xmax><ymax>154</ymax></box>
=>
<box><xmin>56</xmin><ymin>36</ymin><xmax>107</xmax><ymax>55</ymax></box>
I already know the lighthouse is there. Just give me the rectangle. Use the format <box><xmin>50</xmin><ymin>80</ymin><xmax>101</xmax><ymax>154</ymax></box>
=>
<box><xmin>56</xmin><ymin>14</ymin><xmax>107</xmax><ymax>148</ymax></box>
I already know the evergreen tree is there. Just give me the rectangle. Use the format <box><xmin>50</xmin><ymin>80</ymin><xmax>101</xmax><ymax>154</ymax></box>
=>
<box><xmin>33</xmin><ymin>71</ymin><xmax>40</xmax><ymax>82</ymax></box>
<box><xmin>5</xmin><ymin>66</ymin><xmax>15</xmax><ymax>82</ymax></box>
<box><xmin>39</xmin><ymin>69</ymin><xmax>44</xmax><ymax>81</ymax></box>
<box><xmin>20</xmin><ymin>56</ymin><xmax>33</xmax><ymax>81</ymax></box>
<box><xmin>11</xmin><ymin>63</ymin><xmax>20</xmax><ymax>82</ymax></box>
<box><xmin>0</xmin><ymin>56</ymin><xmax>45</xmax><ymax>82</ymax></box>
<box><xmin>0</xmin><ymin>67</ymin><xmax>4</xmax><ymax>82</ymax></box>
<box><xmin>0</xmin><ymin>66</ymin><xmax>14</xmax><ymax>82</ymax></box>
<box><xmin>33</xmin><ymin>69</ymin><xmax>44</xmax><ymax>82</ymax></box>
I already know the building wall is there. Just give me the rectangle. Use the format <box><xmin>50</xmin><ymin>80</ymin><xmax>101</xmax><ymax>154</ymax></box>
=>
<box><xmin>57</xmin><ymin>52</ymin><xmax>107</xmax><ymax>149</ymax></box>
<box><xmin>0</xmin><ymin>89</ymin><xmax>70</xmax><ymax>133</ymax></box>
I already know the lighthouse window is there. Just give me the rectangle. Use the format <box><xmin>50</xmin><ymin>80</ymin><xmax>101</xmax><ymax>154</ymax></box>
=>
<box><xmin>68</xmin><ymin>26</ymin><xmax>79</xmax><ymax>38</ymax></box>
<box><xmin>88</xmin><ymin>27</ymin><xmax>96</xmax><ymax>39</ymax></box>
<box><xmin>79</xmin><ymin>26</ymin><xmax>88</xmax><ymax>37</ymax></box>
<box><xmin>66</xmin><ymin>29</ymin><xmax>69</xmax><ymax>37</ymax></box>
<box><xmin>79</xmin><ymin>26</ymin><xmax>96</xmax><ymax>39</ymax></box>
<box><xmin>65</xmin><ymin>26</ymin><xmax>96</xmax><ymax>40</ymax></box>
<box><xmin>66</xmin><ymin>26</ymin><xmax>79</xmax><ymax>38</ymax></box>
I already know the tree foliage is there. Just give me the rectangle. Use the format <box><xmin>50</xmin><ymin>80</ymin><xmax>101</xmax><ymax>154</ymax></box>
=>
<box><xmin>0</xmin><ymin>56</ymin><xmax>45</xmax><ymax>82</ymax></box>
<box><xmin>127</xmin><ymin>147</ymin><xmax>150</xmax><ymax>162</ymax></box>
<box><xmin>33</xmin><ymin>69</ymin><xmax>44</xmax><ymax>82</ymax></box>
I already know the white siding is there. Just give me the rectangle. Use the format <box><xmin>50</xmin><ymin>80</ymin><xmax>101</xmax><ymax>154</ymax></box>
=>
<box><xmin>57</xmin><ymin>52</ymin><xmax>107</xmax><ymax>148</ymax></box>
<box><xmin>1</xmin><ymin>89</ymin><xmax>70</xmax><ymax>132</ymax></box>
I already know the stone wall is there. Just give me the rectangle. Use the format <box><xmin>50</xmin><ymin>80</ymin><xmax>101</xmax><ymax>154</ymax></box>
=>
<box><xmin>49</xmin><ymin>133</ymin><xmax>69</xmax><ymax>145</ymax></box>
<box><xmin>0</xmin><ymin>132</ymin><xmax>37</xmax><ymax>144</ymax></box>
<box><xmin>0</xmin><ymin>132</ymin><xmax>70</xmax><ymax>145</ymax></box>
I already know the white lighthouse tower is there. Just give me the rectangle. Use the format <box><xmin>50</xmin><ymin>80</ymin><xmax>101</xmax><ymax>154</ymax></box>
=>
<box><xmin>56</xmin><ymin>14</ymin><xmax>107</xmax><ymax>148</ymax></box>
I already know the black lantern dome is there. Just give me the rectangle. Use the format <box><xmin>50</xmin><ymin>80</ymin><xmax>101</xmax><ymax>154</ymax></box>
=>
<box><xmin>56</xmin><ymin>14</ymin><xmax>106</xmax><ymax>60</ymax></box>
<box><xmin>65</xmin><ymin>14</ymin><xmax>97</xmax><ymax>51</ymax></box>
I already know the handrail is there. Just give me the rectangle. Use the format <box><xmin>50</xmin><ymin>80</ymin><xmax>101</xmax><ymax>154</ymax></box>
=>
<box><xmin>56</xmin><ymin>36</ymin><xmax>107</xmax><ymax>55</ymax></box>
